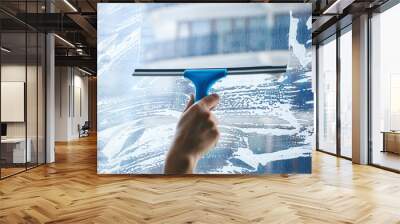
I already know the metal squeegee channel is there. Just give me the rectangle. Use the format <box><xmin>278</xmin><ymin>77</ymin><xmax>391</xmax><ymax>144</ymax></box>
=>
<box><xmin>132</xmin><ymin>65</ymin><xmax>288</xmax><ymax>76</ymax></box>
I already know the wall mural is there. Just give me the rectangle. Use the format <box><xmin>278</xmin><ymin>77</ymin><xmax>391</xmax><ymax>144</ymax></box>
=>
<box><xmin>97</xmin><ymin>3</ymin><xmax>313</xmax><ymax>174</ymax></box>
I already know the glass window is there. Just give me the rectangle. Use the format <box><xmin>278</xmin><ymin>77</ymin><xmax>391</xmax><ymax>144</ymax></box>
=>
<box><xmin>26</xmin><ymin>0</ymin><xmax>43</xmax><ymax>170</ymax></box>
<box><xmin>371</xmin><ymin>3</ymin><xmax>400</xmax><ymax>171</ymax></box>
<box><xmin>1</xmin><ymin>31</ymin><xmax>28</xmax><ymax>177</ymax></box>
<box><xmin>318</xmin><ymin>36</ymin><xmax>337</xmax><ymax>154</ymax></box>
<box><xmin>272</xmin><ymin>14</ymin><xmax>290</xmax><ymax>50</ymax></box>
<box><xmin>177</xmin><ymin>22</ymin><xmax>190</xmax><ymax>38</ymax></box>
<box><xmin>233</xmin><ymin>18</ymin><xmax>246</xmax><ymax>31</ymax></box>
<box><xmin>231</xmin><ymin>18</ymin><xmax>247</xmax><ymax>52</ymax></box>
<box><xmin>27</xmin><ymin>31</ymin><xmax>38</xmax><ymax>169</ymax></box>
<box><xmin>339</xmin><ymin>28</ymin><xmax>352</xmax><ymax>158</ymax></box>
<box><xmin>190</xmin><ymin>20</ymin><xmax>212</xmax><ymax>56</ymax></box>
<box><xmin>38</xmin><ymin>32</ymin><xmax>46</xmax><ymax>165</ymax></box>
<box><xmin>215</xmin><ymin>19</ymin><xmax>232</xmax><ymax>33</ymax></box>
<box><xmin>248</xmin><ymin>16</ymin><xmax>266</xmax><ymax>29</ymax></box>
<box><xmin>112</xmin><ymin>4</ymin><xmax>302</xmax><ymax>68</ymax></box>
<box><xmin>215</xmin><ymin>18</ymin><xmax>233</xmax><ymax>54</ymax></box>
<box><xmin>248</xmin><ymin>16</ymin><xmax>268</xmax><ymax>51</ymax></box>
<box><xmin>98</xmin><ymin>4</ymin><xmax>313</xmax><ymax>174</ymax></box>
<box><xmin>191</xmin><ymin>20</ymin><xmax>211</xmax><ymax>36</ymax></box>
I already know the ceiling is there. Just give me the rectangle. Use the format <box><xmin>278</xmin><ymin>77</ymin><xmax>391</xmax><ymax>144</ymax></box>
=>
<box><xmin>0</xmin><ymin>0</ymin><xmax>392</xmax><ymax>75</ymax></box>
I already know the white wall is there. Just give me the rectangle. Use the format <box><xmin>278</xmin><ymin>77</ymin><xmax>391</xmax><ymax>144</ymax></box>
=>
<box><xmin>72</xmin><ymin>72</ymin><xmax>89</xmax><ymax>138</ymax></box>
<box><xmin>1</xmin><ymin>65</ymin><xmax>27</xmax><ymax>142</ymax></box>
<box><xmin>55</xmin><ymin>67</ymin><xmax>89</xmax><ymax>141</ymax></box>
<box><xmin>55</xmin><ymin>66</ymin><xmax>68</xmax><ymax>141</ymax></box>
<box><xmin>1</xmin><ymin>65</ymin><xmax>38</xmax><ymax>138</ymax></box>
<box><xmin>1</xmin><ymin>65</ymin><xmax>26</xmax><ymax>133</ymax></box>
<box><xmin>1</xmin><ymin>63</ymin><xmax>46</xmax><ymax>164</ymax></box>
<box><xmin>1</xmin><ymin>82</ymin><xmax>25</xmax><ymax>122</ymax></box>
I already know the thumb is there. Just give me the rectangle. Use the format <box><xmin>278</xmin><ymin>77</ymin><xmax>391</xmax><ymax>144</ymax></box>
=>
<box><xmin>183</xmin><ymin>94</ymin><xmax>194</xmax><ymax>112</ymax></box>
<box><xmin>198</xmin><ymin>93</ymin><xmax>220</xmax><ymax>110</ymax></box>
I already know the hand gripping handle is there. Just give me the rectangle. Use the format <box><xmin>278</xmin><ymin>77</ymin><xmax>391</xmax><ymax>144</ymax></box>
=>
<box><xmin>183</xmin><ymin>69</ymin><xmax>227</xmax><ymax>102</ymax></box>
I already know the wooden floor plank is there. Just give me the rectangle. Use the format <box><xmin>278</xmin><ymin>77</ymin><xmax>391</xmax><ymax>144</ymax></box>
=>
<box><xmin>0</xmin><ymin>135</ymin><xmax>400</xmax><ymax>223</ymax></box>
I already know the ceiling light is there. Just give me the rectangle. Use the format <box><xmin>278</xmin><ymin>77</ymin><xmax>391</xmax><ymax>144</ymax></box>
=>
<box><xmin>1</xmin><ymin>47</ymin><xmax>11</xmax><ymax>53</ymax></box>
<box><xmin>322</xmin><ymin>0</ymin><xmax>354</xmax><ymax>15</ymax></box>
<box><xmin>78</xmin><ymin>67</ymin><xmax>93</xmax><ymax>76</ymax></box>
<box><xmin>54</xmin><ymin>34</ymin><xmax>75</xmax><ymax>48</ymax></box>
<box><xmin>63</xmin><ymin>0</ymin><xmax>78</xmax><ymax>12</ymax></box>
<box><xmin>76</xmin><ymin>48</ymin><xmax>84</xmax><ymax>55</ymax></box>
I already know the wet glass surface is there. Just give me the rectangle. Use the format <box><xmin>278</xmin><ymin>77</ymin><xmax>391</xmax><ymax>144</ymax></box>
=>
<box><xmin>98</xmin><ymin>3</ymin><xmax>313</xmax><ymax>174</ymax></box>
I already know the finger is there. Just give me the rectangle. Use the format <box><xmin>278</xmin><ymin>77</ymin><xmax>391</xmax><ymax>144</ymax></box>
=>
<box><xmin>209</xmin><ymin>113</ymin><xmax>218</xmax><ymax>125</ymax></box>
<box><xmin>198</xmin><ymin>93</ymin><xmax>219</xmax><ymax>110</ymax></box>
<box><xmin>183</xmin><ymin>94</ymin><xmax>194</xmax><ymax>112</ymax></box>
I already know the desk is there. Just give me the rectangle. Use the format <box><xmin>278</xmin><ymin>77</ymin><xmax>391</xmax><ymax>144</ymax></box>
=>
<box><xmin>382</xmin><ymin>131</ymin><xmax>400</xmax><ymax>155</ymax></box>
<box><xmin>1</xmin><ymin>138</ymin><xmax>31</xmax><ymax>163</ymax></box>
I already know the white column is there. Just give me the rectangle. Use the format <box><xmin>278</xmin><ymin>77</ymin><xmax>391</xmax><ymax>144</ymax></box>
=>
<box><xmin>352</xmin><ymin>14</ymin><xmax>369</xmax><ymax>164</ymax></box>
<box><xmin>46</xmin><ymin>33</ymin><xmax>55</xmax><ymax>163</ymax></box>
<box><xmin>45</xmin><ymin>0</ymin><xmax>56</xmax><ymax>163</ymax></box>
<box><xmin>312</xmin><ymin>45</ymin><xmax>317</xmax><ymax>150</ymax></box>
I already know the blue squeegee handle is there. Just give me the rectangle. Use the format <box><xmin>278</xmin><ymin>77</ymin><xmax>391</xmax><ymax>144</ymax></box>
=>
<box><xmin>183</xmin><ymin>69</ymin><xmax>227</xmax><ymax>102</ymax></box>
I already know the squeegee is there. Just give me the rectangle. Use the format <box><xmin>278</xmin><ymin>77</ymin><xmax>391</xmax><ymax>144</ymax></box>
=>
<box><xmin>132</xmin><ymin>65</ymin><xmax>287</xmax><ymax>102</ymax></box>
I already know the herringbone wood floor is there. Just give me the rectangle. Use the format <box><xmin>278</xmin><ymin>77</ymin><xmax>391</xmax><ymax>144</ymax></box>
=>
<box><xmin>1</xmin><ymin>135</ymin><xmax>400</xmax><ymax>224</ymax></box>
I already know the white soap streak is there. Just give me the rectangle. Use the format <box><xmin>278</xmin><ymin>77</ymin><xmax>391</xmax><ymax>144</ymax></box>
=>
<box><xmin>211</xmin><ymin>145</ymin><xmax>311</xmax><ymax>174</ymax></box>
<box><xmin>288</xmin><ymin>11</ymin><xmax>312</xmax><ymax>69</ymax></box>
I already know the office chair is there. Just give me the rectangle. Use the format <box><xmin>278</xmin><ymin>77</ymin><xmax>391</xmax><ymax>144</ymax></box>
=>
<box><xmin>79</xmin><ymin>121</ymin><xmax>90</xmax><ymax>138</ymax></box>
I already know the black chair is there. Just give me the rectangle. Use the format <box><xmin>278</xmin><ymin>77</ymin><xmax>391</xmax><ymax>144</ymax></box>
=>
<box><xmin>79</xmin><ymin>121</ymin><xmax>90</xmax><ymax>138</ymax></box>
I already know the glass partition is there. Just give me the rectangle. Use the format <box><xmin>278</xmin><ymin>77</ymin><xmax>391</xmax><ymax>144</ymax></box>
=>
<box><xmin>38</xmin><ymin>32</ymin><xmax>45</xmax><ymax>165</ymax></box>
<box><xmin>339</xmin><ymin>27</ymin><xmax>352</xmax><ymax>158</ymax></box>
<box><xmin>1</xmin><ymin>31</ymin><xmax>28</xmax><ymax>177</ymax></box>
<box><xmin>317</xmin><ymin>36</ymin><xmax>337</xmax><ymax>154</ymax></box>
<box><xmin>27</xmin><ymin>30</ymin><xmax>38</xmax><ymax>169</ymax></box>
<box><xmin>0</xmin><ymin>1</ymin><xmax>46</xmax><ymax>179</ymax></box>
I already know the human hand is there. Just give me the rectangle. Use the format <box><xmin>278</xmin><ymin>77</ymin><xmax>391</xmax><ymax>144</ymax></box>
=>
<box><xmin>164</xmin><ymin>93</ymin><xmax>220</xmax><ymax>174</ymax></box>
